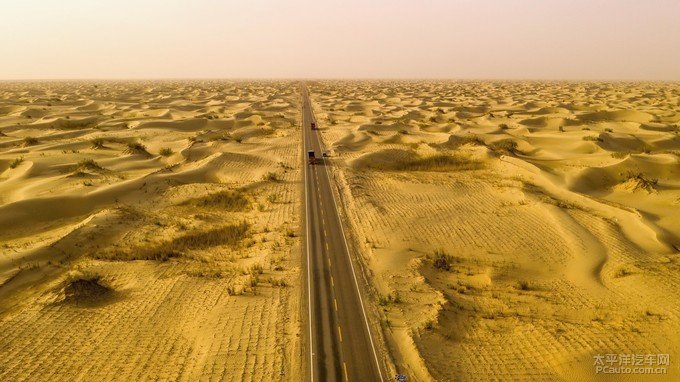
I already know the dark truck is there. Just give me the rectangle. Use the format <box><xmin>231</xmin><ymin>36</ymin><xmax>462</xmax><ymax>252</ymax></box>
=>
<box><xmin>308</xmin><ymin>150</ymin><xmax>317</xmax><ymax>165</ymax></box>
<box><xmin>311</xmin><ymin>122</ymin><xmax>317</xmax><ymax>130</ymax></box>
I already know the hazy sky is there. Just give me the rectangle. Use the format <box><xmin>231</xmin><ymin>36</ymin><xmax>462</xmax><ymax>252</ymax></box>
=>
<box><xmin>1</xmin><ymin>0</ymin><xmax>679</xmax><ymax>80</ymax></box>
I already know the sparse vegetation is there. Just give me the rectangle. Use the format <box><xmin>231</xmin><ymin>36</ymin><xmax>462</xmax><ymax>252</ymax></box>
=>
<box><xmin>22</xmin><ymin>136</ymin><xmax>39</xmax><ymax>146</ymax></box>
<box><xmin>423</xmin><ymin>320</ymin><xmax>435</xmax><ymax>331</ymax></box>
<box><xmin>614</xmin><ymin>267</ymin><xmax>634</xmax><ymax>278</ymax></box>
<box><xmin>623</xmin><ymin>172</ymin><xmax>658</xmax><ymax>192</ymax></box>
<box><xmin>263</xmin><ymin>171</ymin><xmax>280</xmax><ymax>181</ymax></box>
<box><xmin>610</xmin><ymin>151</ymin><xmax>630</xmax><ymax>159</ymax></box>
<box><xmin>182</xmin><ymin>190</ymin><xmax>250</xmax><ymax>211</ymax></box>
<box><xmin>489</xmin><ymin>139</ymin><xmax>518</xmax><ymax>154</ymax></box>
<box><xmin>90</xmin><ymin>138</ymin><xmax>105</xmax><ymax>149</ymax></box>
<box><xmin>516</xmin><ymin>280</ymin><xmax>532</xmax><ymax>291</ymax></box>
<box><xmin>76</xmin><ymin>159</ymin><xmax>103</xmax><ymax>172</ymax></box>
<box><xmin>378</xmin><ymin>291</ymin><xmax>402</xmax><ymax>306</ymax></box>
<box><xmin>125</xmin><ymin>141</ymin><xmax>149</xmax><ymax>155</ymax></box>
<box><xmin>63</xmin><ymin>272</ymin><xmax>112</xmax><ymax>302</ymax></box>
<box><xmin>432</xmin><ymin>249</ymin><xmax>453</xmax><ymax>271</ymax></box>
<box><xmin>94</xmin><ymin>222</ymin><xmax>249</xmax><ymax>261</ymax></box>
<box><xmin>159</xmin><ymin>147</ymin><xmax>173</xmax><ymax>156</ymax></box>
<box><xmin>367</xmin><ymin>153</ymin><xmax>483</xmax><ymax>172</ymax></box>
<box><xmin>9</xmin><ymin>157</ymin><xmax>24</xmax><ymax>169</ymax></box>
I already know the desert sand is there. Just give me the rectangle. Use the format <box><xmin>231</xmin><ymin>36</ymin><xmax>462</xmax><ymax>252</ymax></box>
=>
<box><xmin>309</xmin><ymin>81</ymin><xmax>680</xmax><ymax>381</ymax></box>
<box><xmin>0</xmin><ymin>81</ymin><xmax>303</xmax><ymax>381</ymax></box>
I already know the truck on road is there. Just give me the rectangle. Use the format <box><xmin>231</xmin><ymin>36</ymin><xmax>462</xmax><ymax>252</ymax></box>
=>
<box><xmin>308</xmin><ymin>150</ymin><xmax>317</xmax><ymax>165</ymax></box>
<box><xmin>311</xmin><ymin>122</ymin><xmax>317</xmax><ymax>130</ymax></box>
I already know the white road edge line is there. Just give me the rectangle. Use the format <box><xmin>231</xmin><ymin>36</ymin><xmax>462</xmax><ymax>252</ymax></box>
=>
<box><xmin>308</xmin><ymin>88</ymin><xmax>385</xmax><ymax>382</ymax></box>
<box><xmin>302</xmin><ymin>88</ymin><xmax>315</xmax><ymax>382</ymax></box>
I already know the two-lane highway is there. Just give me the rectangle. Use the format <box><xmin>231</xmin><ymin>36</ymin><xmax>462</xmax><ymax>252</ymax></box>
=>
<box><xmin>302</xmin><ymin>84</ymin><xmax>384</xmax><ymax>382</ymax></box>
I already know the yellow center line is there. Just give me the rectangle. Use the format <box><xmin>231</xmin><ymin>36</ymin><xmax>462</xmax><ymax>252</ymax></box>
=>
<box><xmin>334</xmin><ymin>298</ymin><xmax>338</xmax><ymax>311</ymax></box>
<box><xmin>337</xmin><ymin>325</ymin><xmax>343</xmax><ymax>342</ymax></box>
<box><xmin>327</xmin><ymin>257</ymin><xmax>331</xmax><ymax>268</ymax></box>
<box><xmin>331</xmin><ymin>276</ymin><xmax>334</xmax><ymax>287</ymax></box>
<box><xmin>343</xmin><ymin>362</ymin><xmax>349</xmax><ymax>382</ymax></box>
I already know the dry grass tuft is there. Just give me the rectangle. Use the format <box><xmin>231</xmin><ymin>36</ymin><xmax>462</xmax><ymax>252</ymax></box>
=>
<box><xmin>90</xmin><ymin>138</ymin><xmax>105</xmax><ymax>149</ymax></box>
<box><xmin>182</xmin><ymin>190</ymin><xmax>250</xmax><ymax>211</ymax></box>
<box><xmin>22</xmin><ymin>136</ymin><xmax>39</xmax><ymax>146</ymax></box>
<box><xmin>95</xmin><ymin>222</ymin><xmax>249</xmax><ymax>261</ymax></box>
<box><xmin>159</xmin><ymin>147</ymin><xmax>173</xmax><ymax>156</ymax></box>
<box><xmin>432</xmin><ymin>249</ymin><xmax>454</xmax><ymax>271</ymax></box>
<box><xmin>9</xmin><ymin>157</ymin><xmax>24</xmax><ymax>169</ymax></box>
<box><xmin>76</xmin><ymin>159</ymin><xmax>104</xmax><ymax>172</ymax></box>
<box><xmin>125</xmin><ymin>142</ymin><xmax>150</xmax><ymax>155</ymax></box>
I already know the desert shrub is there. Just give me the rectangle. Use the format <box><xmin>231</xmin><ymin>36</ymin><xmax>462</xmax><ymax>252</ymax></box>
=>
<box><xmin>423</xmin><ymin>320</ymin><xmax>435</xmax><ymax>330</ymax></box>
<box><xmin>270</xmin><ymin>278</ymin><xmax>288</xmax><ymax>287</ymax></box>
<box><xmin>22</xmin><ymin>136</ymin><xmax>39</xmax><ymax>146</ymax></box>
<box><xmin>249</xmin><ymin>264</ymin><xmax>264</xmax><ymax>275</ymax></box>
<box><xmin>499</xmin><ymin>123</ymin><xmax>509</xmax><ymax>130</ymax></box>
<box><xmin>489</xmin><ymin>139</ymin><xmax>518</xmax><ymax>154</ymax></box>
<box><xmin>582</xmin><ymin>136</ymin><xmax>601</xmax><ymax>142</ymax></box>
<box><xmin>182</xmin><ymin>190</ymin><xmax>249</xmax><ymax>211</ymax></box>
<box><xmin>433</xmin><ymin>249</ymin><xmax>453</xmax><ymax>271</ymax></box>
<box><xmin>159</xmin><ymin>147</ymin><xmax>173</xmax><ymax>156</ymax></box>
<box><xmin>625</xmin><ymin>172</ymin><xmax>658</xmax><ymax>192</ymax></box>
<box><xmin>263</xmin><ymin>172</ymin><xmax>280</xmax><ymax>181</ymax></box>
<box><xmin>604</xmin><ymin>128</ymin><xmax>614</xmax><ymax>133</ymax></box>
<box><xmin>77</xmin><ymin>159</ymin><xmax>103</xmax><ymax>171</ymax></box>
<box><xmin>379</xmin><ymin>291</ymin><xmax>402</xmax><ymax>306</ymax></box>
<box><xmin>517</xmin><ymin>280</ymin><xmax>532</xmax><ymax>291</ymax></box>
<box><xmin>63</xmin><ymin>272</ymin><xmax>112</xmax><ymax>302</ymax></box>
<box><xmin>90</xmin><ymin>138</ymin><xmax>105</xmax><ymax>149</ymax></box>
<box><xmin>125</xmin><ymin>142</ymin><xmax>149</xmax><ymax>155</ymax></box>
<box><xmin>614</xmin><ymin>267</ymin><xmax>634</xmax><ymax>278</ymax></box>
<box><xmin>9</xmin><ymin>157</ymin><xmax>24</xmax><ymax>169</ymax></box>
<box><xmin>610</xmin><ymin>151</ymin><xmax>630</xmax><ymax>159</ymax></box>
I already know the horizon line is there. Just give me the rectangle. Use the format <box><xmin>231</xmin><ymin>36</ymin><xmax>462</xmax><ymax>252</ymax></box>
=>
<box><xmin>1</xmin><ymin>77</ymin><xmax>679</xmax><ymax>83</ymax></box>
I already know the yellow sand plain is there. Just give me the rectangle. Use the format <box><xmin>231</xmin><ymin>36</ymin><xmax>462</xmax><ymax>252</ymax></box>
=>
<box><xmin>309</xmin><ymin>81</ymin><xmax>680</xmax><ymax>381</ymax></box>
<box><xmin>0</xmin><ymin>81</ymin><xmax>302</xmax><ymax>381</ymax></box>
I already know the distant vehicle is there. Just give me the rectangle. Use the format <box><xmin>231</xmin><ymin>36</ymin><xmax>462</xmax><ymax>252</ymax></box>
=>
<box><xmin>308</xmin><ymin>150</ymin><xmax>317</xmax><ymax>165</ymax></box>
<box><xmin>322</xmin><ymin>152</ymin><xmax>329</xmax><ymax>157</ymax></box>
<box><xmin>311</xmin><ymin>122</ymin><xmax>317</xmax><ymax>130</ymax></box>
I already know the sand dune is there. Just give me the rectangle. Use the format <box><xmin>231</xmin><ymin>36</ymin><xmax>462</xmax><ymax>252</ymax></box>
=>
<box><xmin>0</xmin><ymin>80</ymin><xmax>303</xmax><ymax>381</ymax></box>
<box><xmin>310</xmin><ymin>80</ymin><xmax>680</xmax><ymax>381</ymax></box>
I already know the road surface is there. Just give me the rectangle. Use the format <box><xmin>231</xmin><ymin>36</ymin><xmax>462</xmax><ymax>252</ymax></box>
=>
<box><xmin>301</xmin><ymin>84</ymin><xmax>385</xmax><ymax>382</ymax></box>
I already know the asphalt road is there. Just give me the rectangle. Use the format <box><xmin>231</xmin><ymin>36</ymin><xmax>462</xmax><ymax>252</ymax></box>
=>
<box><xmin>301</xmin><ymin>84</ymin><xmax>385</xmax><ymax>382</ymax></box>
